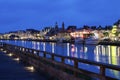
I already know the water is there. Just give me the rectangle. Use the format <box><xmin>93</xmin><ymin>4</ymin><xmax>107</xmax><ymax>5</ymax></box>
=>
<box><xmin>1</xmin><ymin>40</ymin><xmax>120</xmax><ymax>79</ymax></box>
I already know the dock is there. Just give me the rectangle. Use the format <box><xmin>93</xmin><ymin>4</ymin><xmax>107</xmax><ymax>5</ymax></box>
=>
<box><xmin>0</xmin><ymin>52</ymin><xmax>54</xmax><ymax>80</ymax></box>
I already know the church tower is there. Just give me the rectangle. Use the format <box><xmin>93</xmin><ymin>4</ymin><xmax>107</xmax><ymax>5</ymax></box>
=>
<box><xmin>55</xmin><ymin>22</ymin><xmax>58</xmax><ymax>29</ymax></box>
<box><xmin>62</xmin><ymin>22</ymin><xmax>65</xmax><ymax>31</ymax></box>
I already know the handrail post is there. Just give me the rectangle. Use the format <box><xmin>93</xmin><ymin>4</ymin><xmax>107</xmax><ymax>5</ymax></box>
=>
<box><xmin>74</xmin><ymin>59</ymin><xmax>78</xmax><ymax>77</ymax></box>
<box><xmin>22</xmin><ymin>48</ymin><xmax>24</xmax><ymax>52</ymax></box>
<box><xmin>51</xmin><ymin>54</ymin><xmax>54</xmax><ymax>60</ymax></box>
<box><xmin>32</xmin><ymin>50</ymin><xmax>34</xmax><ymax>54</ymax></box>
<box><xmin>36</xmin><ymin>51</ymin><xmax>39</xmax><ymax>56</ymax></box>
<box><xmin>43</xmin><ymin>51</ymin><xmax>46</xmax><ymax>58</ymax></box>
<box><xmin>24</xmin><ymin>48</ymin><xmax>26</xmax><ymax>53</ymax></box>
<box><xmin>28</xmin><ymin>49</ymin><xmax>31</xmax><ymax>53</ymax></box>
<box><xmin>61</xmin><ymin>57</ymin><xmax>65</xmax><ymax>71</ymax></box>
<box><xmin>61</xmin><ymin>57</ymin><xmax>65</xmax><ymax>63</ymax></box>
<box><xmin>100</xmin><ymin>66</ymin><xmax>106</xmax><ymax>80</ymax></box>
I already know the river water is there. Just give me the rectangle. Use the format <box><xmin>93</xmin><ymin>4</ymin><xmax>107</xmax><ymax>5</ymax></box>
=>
<box><xmin>1</xmin><ymin>40</ymin><xmax>120</xmax><ymax>79</ymax></box>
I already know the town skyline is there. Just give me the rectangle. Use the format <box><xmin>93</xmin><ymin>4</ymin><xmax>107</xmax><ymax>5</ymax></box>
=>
<box><xmin>0</xmin><ymin>20</ymin><xmax>118</xmax><ymax>34</ymax></box>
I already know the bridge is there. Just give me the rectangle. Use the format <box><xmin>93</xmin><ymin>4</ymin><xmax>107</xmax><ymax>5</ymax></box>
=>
<box><xmin>0</xmin><ymin>42</ymin><xmax>120</xmax><ymax>80</ymax></box>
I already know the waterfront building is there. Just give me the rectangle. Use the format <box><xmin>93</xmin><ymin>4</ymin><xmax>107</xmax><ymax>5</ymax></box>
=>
<box><xmin>70</xmin><ymin>29</ymin><xmax>91</xmax><ymax>39</ymax></box>
<box><xmin>66</xmin><ymin>25</ymin><xmax>77</xmax><ymax>32</ymax></box>
<box><xmin>0</xmin><ymin>33</ymin><xmax>3</xmax><ymax>39</ymax></box>
<box><xmin>109</xmin><ymin>25</ymin><xmax>118</xmax><ymax>41</ymax></box>
<box><xmin>54</xmin><ymin>22</ymin><xmax>71</xmax><ymax>41</ymax></box>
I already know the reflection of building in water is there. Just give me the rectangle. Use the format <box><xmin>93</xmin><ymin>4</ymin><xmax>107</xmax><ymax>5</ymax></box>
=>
<box><xmin>66</xmin><ymin>44</ymin><xmax>78</xmax><ymax>58</ymax></box>
<box><xmin>80</xmin><ymin>46</ymin><xmax>87</xmax><ymax>53</ymax></box>
<box><xmin>67</xmin><ymin>44</ymin><xmax>88</xmax><ymax>59</ymax></box>
<box><xmin>110</xmin><ymin>46</ymin><xmax>120</xmax><ymax>79</ymax></box>
<box><xmin>79</xmin><ymin>45</ymin><xmax>88</xmax><ymax>59</ymax></box>
<box><xmin>71</xmin><ymin>44</ymin><xmax>78</xmax><ymax>58</ymax></box>
<box><xmin>22</xmin><ymin>40</ymin><xmax>25</xmax><ymax>46</ymax></box>
<box><xmin>95</xmin><ymin>45</ymin><xmax>120</xmax><ymax>78</ymax></box>
<box><xmin>32</xmin><ymin>41</ymin><xmax>36</xmax><ymax>49</ymax></box>
<box><xmin>51</xmin><ymin>43</ymin><xmax>55</xmax><ymax>53</ymax></box>
<box><xmin>66</xmin><ymin>44</ymin><xmax>78</xmax><ymax>64</ymax></box>
<box><xmin>95</xmin><ymin>45</ymin><xmax>120</xmax><ymax>65</ymax></box>
<box><xmin>37</xmin><ymin>42</ymin><xmax>40</xmax><ymax>50</ymax></box>
<box><xmin>67</xmin><ymin>43</ymin><xmax>70</xmax><ymax>63</ymax></box>
<box><xmin>94</xmin><ymin>45</ymin><xmax>100</xmax><ymax>62</ymax></box>
<box><xmin>67</xmin><ymin>43</ymin><xmax>70</xmax><ymax>57</ymax></box>
<box><xmin>111</xmin><ymin>46</ymin><xmax>117</xmax><ymax>65</ymax></box>
<box><xmin>43</xmin><ymin>42</ymin><xmax>46</xmax><ymax>51</ymax></box>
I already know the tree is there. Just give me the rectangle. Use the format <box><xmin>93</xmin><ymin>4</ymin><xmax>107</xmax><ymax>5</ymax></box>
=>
<box><xmin>9</xmin><ymin>35</ymin><xmax>19</xmax><ymax>39</ymax></box>
<box><xmin>103</xmin><ymin>32</ymin><xmax>109</xmax><ymax>37</ymax></box>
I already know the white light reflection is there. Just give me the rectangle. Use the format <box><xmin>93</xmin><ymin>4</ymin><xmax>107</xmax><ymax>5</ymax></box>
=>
<box><xmin>71</xmin><ymin>44</ymin><xmax>78</xmax><ymax>58</ymax></box>
<box><xmin>102</xmin><ymin>46</ymin><xmax>105</xmax><ymax>56</ymax></box>
<box><xmin>95</xmin><ymin>45</ymin><xmax>99</xmax><ymax>62</ymax></box>
<box><xmin>117</xmin><ymin>47</ymin><xmax>120</xmax><ymax>56</ymax></box>
<box><xmin>1</xmin><ymin>48</ymin><xmax>3</xmax><ymax>51</ymax></box>
<box><xmin>25</xmin><ymin>66</ymin><xmax>35</xmax><ymax>72</ymax></box>
<box><xmin>43</xmin><ymin>42</ymin><xmax>46</xmax><ymax>51</ymax></box>
<box><xmin>67</xmin><ymin>43</ymin><xmax>70</xmax><ymax>62</ymax></box>
<box><xmin>0</xmin><ymin>40</ymin><xmax>2</xmax><ymax>42</ymax></box>
<box><xmin>108</xmin><ymin>46</ymin><xmax>111</xmax><ymax>64</ymax></box>
<box><xmin>22</xmin><ymin>40</ymin><xmax>25</xmax><ymax>46</ymax></box>
<box><xmin>3</xmin><ymin>50</ymin><xmax>7</xmax><ymax>53</ymax></box>
<box><xmin>108</xmin><ymin>46</ymin><xmax>111</xmax><ymax>56</ymax></box>
<box><xmin>32</xmin><ymin>41</ymin><xmax>36</xmax><ymax>49</ymax></box>
<box><xmin>13</xmin><ymin>58</ymin><xmax>20</xmax><ymax>61</ymax></box>
<box><xmin>84</xmin><ymin>47</ymin><xmax>87</xmax><ymax>53</ymax></box>
<box><xmin>96</xmin><ymin>45</ymin><xmax>99</xmax><ymax>55</ymax></box>
<box><xmin>37</xmin><ymin>42</ymin><xmax>40</xmax><ymax>50</ymax></box>
<box><xmin>117</xmin><ymin>47</ymin><xmax>119</xmax><ymax>56</ymax></box>
<box><xmin>80</xmin><ymin>46</ymin><xmax>87</xmax><ymax>54</ymax></box>
<box><xmin>15</xmin><ymin>40</ymin><xmax>17</xmax><ymax>43</ymax></box>
<box><xmin>52</xmin><ymin>43</ymin><xmax>55</xmax><ymax>53</ymax></box>
<box><xmin>7</xmin><ymin>53</ymin><xmax>13</xmax><ymax>56</ymax></box>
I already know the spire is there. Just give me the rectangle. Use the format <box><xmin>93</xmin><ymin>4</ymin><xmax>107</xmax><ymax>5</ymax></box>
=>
<box><xmin>62</xmin><ymin>22</ymin><xmax>65</xmax><ymax>31</ymax></box>
<box><xmin>55</xmin><ymin>22</ymin><xmax>58</xmax><ymax>29</ymax></box>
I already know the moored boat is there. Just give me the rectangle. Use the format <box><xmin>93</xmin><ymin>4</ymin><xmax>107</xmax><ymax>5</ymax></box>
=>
<box><xmin>85</xmin><ymin>37</ymin><xmax>99</xmax><ymax>45</ymax></box>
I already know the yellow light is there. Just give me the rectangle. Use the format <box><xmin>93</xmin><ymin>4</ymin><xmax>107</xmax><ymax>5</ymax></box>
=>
<box><xmin>8</xmin><ymin>53</ymin><xmax>13</xmax><ymax>56</ymax></box>
<box><xmin>111</xmin><ymin>25</ymin><xmax>117</xmax><ymax>34</ymax></box>
<box><xmin>13</xmin><ymin>58</ymin><xmax>20</xmax><ymax>61</ymax></box>
<box><xmin>25</xmin><ymin>66</ymin><xmax>35</xmax><ymax>72</ymax></box>
<box><xmin>111</xmin><ymin>46</ymin><xmax>117</xmax><ymax>65</ymax></box>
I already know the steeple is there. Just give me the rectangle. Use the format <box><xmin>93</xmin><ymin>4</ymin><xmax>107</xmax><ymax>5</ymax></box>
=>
<box><xmin>55</xmin><ymin>22</ymin><xmax>58</xmax><ymax>29</ymax></box>
<box><xmin>62</xmin><ymin>22</ymin><xmax>65</xmax><ymax>31</ymax></box>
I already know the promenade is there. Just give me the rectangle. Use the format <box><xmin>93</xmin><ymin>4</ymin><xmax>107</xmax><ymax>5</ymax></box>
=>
<box><xmin>0</xmin><ymin>52</ymin><xmax>50</xmax><ymax>80</ymax></box>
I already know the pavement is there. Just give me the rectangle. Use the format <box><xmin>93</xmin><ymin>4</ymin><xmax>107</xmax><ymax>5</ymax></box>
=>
<box><xmin>0</xmin><ymin>51</ymin><xmax>50</xmax><ymax>80</ymax></box>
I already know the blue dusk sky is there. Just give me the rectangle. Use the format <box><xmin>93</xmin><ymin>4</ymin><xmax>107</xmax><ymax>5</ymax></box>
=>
<box><xmin>0</xmin><ymin>0</ymin><xmax>120</xmax><ymax>33</ymax></box>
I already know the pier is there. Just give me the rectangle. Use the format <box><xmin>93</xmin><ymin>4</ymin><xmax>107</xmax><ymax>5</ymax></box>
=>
<box><xmin>0</xmin><ymin>50</ymin><xmax>51</xmax><ymax>80</ymax></box>
<box><xmin>0</xmin><ymin>42</ymin><xmax>120</xmax><ymax>80</ymax></box>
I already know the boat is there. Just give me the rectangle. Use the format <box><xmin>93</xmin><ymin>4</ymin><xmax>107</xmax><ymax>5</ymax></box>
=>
<box><xmin>75</xmin><ymin>37</ymin><xmax>84</xmax><ymax>43</ymax></box>
<box><xmin>56</xmin><ymin>38</ymin><xmax>65</xmax><ymax>43</ymax></box>
<box><xmin>85</xmin><ymin>37</ymin><xmax>99</xmax><ymax>45</ymax></box>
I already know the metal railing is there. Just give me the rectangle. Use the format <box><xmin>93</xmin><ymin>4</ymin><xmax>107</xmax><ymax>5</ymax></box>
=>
<box><xmin>0</xmin><ymin>42</ymin><xmax>120</xmax><ymax>80</ymax></box>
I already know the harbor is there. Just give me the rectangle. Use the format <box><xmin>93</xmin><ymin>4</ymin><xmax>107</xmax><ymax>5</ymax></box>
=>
<box><xmin>1</xmin><ymin>40</ymin><xmax>120</xmax><ymax>79</ymax></box>
<box><xmin>1</xmin><ymin>0</ymin><xmax>120</xmax><ymax>80</ymax></box>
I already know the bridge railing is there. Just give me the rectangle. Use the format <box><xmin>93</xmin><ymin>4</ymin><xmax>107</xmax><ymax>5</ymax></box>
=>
<box><xmin>0</xmin><ymin>42</ymin><xmax>120</xmax><ymax>80</ymax></box>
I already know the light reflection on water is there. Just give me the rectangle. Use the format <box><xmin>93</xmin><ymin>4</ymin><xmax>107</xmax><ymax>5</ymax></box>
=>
<box><xmin>2</xmin><ymin>40</ymin><xmax>120</xmax><ymax>79</ymax></box>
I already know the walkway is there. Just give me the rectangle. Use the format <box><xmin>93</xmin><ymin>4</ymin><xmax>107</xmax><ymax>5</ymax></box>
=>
<box><xmin>0</xmin><ymin>52</ymin><xmax>51</xmax><ymax>80</ymax></box>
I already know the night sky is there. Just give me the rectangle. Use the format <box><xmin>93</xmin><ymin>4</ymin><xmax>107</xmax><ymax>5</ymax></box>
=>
<box><xmin>0</xmin><ymin>0</ymin><xmax>120</xmax><ymax>33</ymax></box>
